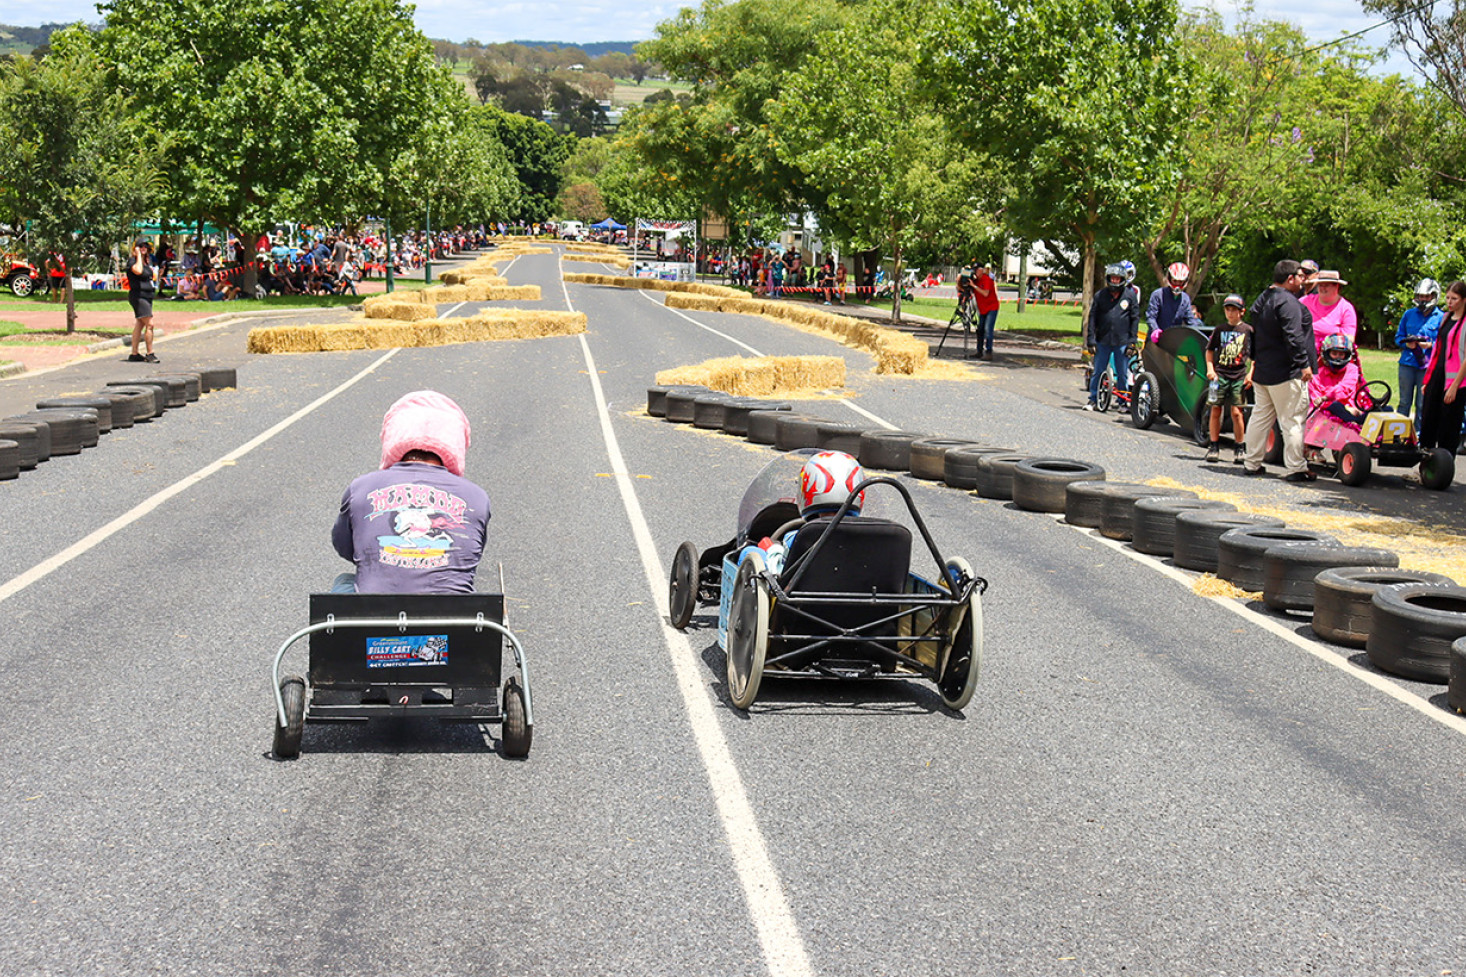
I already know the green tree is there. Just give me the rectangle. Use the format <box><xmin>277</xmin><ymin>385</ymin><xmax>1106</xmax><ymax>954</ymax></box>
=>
<box><xmin>0</xmin><ymin>31</ymin><xmax>162</xmax><ymax>332</ymax></box>
<box><xmin>471</xmin><ymin>105</ymin><xmax>569</xmax><ymax>222</ymax></box>
<box><xmin>922</xmin><ymin>0</ymin><xmax>1194</xmax><ymax>323</ymax></box>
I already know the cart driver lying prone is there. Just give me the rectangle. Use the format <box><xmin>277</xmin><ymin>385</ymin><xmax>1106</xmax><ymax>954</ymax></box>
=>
<box><xmin>331</xmin><ymin>390</ymin><xmax>491</xmax><ymax>594</ymax></box>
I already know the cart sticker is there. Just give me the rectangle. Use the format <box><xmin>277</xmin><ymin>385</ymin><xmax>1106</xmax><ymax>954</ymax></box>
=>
<box><xmin>366</xmin><ymin>634</ymin><xmax>449</xmax><ymax>668</ymax></box>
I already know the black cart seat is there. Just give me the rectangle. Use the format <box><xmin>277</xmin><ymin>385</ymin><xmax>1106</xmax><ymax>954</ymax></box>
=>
<box><xmin>776</xmin><ymin>516</ymin><xmax>912</xmax><ymax>636</ymax></box>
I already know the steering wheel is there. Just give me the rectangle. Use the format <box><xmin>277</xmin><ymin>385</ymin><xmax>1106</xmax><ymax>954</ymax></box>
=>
<box><xmin>1356</xmin><ymin>380</ymin><xmax>1391</xmax><ymax>413</ymax></box>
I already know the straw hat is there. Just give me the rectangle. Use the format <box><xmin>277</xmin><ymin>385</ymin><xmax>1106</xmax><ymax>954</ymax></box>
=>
<box><xmin>1315</xmin><ymin>270</ymin><xmax>1348</xmax><ymax>286</ymax></box>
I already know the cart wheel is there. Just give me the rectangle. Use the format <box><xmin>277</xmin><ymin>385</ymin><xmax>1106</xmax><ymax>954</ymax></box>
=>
<box><xmin>1422</xmin><ymin>447</ymin><xmax>1455</xmax><ymax>491</ymax></box>
<box><xmin>501</xmin><ymin>680</ymin><xmax>532</xmax><ymax>758</ymax></box>
<box><xmin>1095</xmin><ymin>371</ymin><xmax>1113</xmax><ymax>413</ymax></box>
<box><xmin>669</xmin><ymin>540</ymin><xmax>699</xmax><ymax>630</ymax></box>
<box><xmin>1130</xmin><ymin>372</ymin><xmax>1159</xmax><ymax>430</ymax></box>
<box><xmin>1263</xmin><ymin>423</ymin><xmax>1285</xmax><ymax>465</ymax></box>
<box><xmin>1191</xmin><ymin>402</ymin><xmax>1214</xmax><ymax>446</ymax></box>
<box><xmin>272</xmin><ymin>676</ymin><xmax>306</xmax><ymax>760</ymax></box>
<box><xmin>1338</xmin><ymin>443</ymin><xmax>1371</xmax><ymax>486</ymax></box>
<box><xmin>938</xmin><ymin>558</ymin><xmax>983</xmax><ymax>710</ymax></box>
<box><xmin>726</xmin><ymin>551</ymin><xmax>769</xmax><ymax>710</ymax></box>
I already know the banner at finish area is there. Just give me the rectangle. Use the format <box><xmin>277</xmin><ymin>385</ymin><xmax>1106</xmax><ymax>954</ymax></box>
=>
<box><xmin>636</xmin><ymin>219</ymin><xmax>697</xmax><ymax>232</ymax></box>
<box><xmin>635</xmin><ymin>261</ymin><xmax>695</xmax><ymax>282</ymax></box>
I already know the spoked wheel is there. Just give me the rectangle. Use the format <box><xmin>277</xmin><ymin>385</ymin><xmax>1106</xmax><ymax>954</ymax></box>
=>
<box><xmin>272</xmin><ymin>675</ymin><xmax>306</xmax><ymax>760</ymax></box>
<box><xmin>1130</xmin><ymin>371</ymin><xmax>1159</xmax><ymax>429</ymax></box>
<box><xmin>501</xmin><ymin>679</ymin><xmax>532</xmax><ymax>758</ymax></box>
<box><xmin>9</xmin><ymin>274</ymin><xmax>33</xmax><ymax>297</ymax></box>
<box><xmin>1095</xmin><ymin>371</ymin><xmax>1114</xmax><ymax>413</ymax></box>
<box><xmin>726</xmin><ymin>551</ymin><xmax>770</xmax><ymax>710</ymax></box>
<box><xmin>937</xmin><ymin>557</ymin><xmax>984</xmax><ymax>710</ymax></box>
<box><xmin>668</xmin><ymin>540</ymin><xmax>699</xmax><ymax>630</ymax></box>
<box><xmin>1422</xmin><ymin>447</ymin><xmax>1455</xmax><ymax>491</ymax></box>
<box><xmin>1337</xmin><ymin>443</ymin><xmax>1371</xmax><ymax>486</ymax></box>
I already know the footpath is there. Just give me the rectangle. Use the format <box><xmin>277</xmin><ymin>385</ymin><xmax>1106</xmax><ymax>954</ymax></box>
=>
<box><xmin>832</xmin><ymin>299</ymin><xmax>1083</xmax><ymax>370</ymax></box>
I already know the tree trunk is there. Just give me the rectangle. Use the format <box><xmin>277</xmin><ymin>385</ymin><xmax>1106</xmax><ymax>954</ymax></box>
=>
<box><xmin>65</xmin><ymin>277</ymin><xmax>76</xmax><ymax>334</ymax></box>
<box><xmin>1079</xmin><ymin>235</ymin><xmax>1096</xmax><ymax>336</ymax></box>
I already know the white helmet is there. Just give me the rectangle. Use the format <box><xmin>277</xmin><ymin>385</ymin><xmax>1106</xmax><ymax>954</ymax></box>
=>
<box><xmin>1415</xmin><ymin>278</ymin><xmax>1440</xmax><ymax>309</ymax></box>
<box><xmin>799</xmin><ymin>451</ymin><xmax>865</xmax><ymax>516</ymax></box>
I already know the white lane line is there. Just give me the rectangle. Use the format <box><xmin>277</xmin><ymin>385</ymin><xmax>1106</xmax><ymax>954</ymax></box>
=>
<box><xmin>441</xmin><ymin>301</ymin><xmax>468</xmax><ymax>318</ymax></box>
<box><xmin>566</xmin><ymin>280</ymin><xmax>813</xmax><ymax>977</ymax></box>
<box><xmin>0</xmin><ymin>348</ymin><xmax>401</xmax><ymax>606</ymax></box>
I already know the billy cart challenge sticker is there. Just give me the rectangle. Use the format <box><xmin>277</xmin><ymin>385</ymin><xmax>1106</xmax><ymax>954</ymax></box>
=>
<box><xmin>366</xmin><ymin>634</ymin><xmax>449</xmax><ymax>669</ymax></box>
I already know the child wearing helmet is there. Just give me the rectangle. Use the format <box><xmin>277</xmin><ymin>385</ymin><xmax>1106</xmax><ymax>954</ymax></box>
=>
<box><xmin>331</xmin><ymin>390</ymin><xmax>491</xmax><ymax>594</ymax></box>
<box><xmin>750</xmin><ymin>451</ymin><xmax>865</xmax><ymax>575</ymax></box>
<box><xmin>1145</xmin><ymin>261</ymin><xmax>1202</xmax><ymax>343</ymax></box>
<box><xmin>1309</xmin><ymin>334</ymin><xmax>1366</xmax><ymax>425</ymax></box>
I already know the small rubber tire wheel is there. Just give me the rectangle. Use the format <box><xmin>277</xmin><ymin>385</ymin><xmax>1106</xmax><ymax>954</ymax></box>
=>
<box><xmin>669</xmin><ymin>540</ymin><xmax>699</xmax><ymax>630</ymax></box>
<box><xmin>945</xmin><ymin>446</ymin><xmax>1017</xmax><ymax>490</ymax></box>
<box><xmin>1261</xmin><ymin>543</ymin><xmax>1399</xmax><ymax>614</ymax></box>
<box><xmin>273</xmin><ymin>676</ymin><xmax>306</xmax><ymax>760</ymax></box>
<box><xmin>1367</xmin><ymin>584</ymin><xmax>1466</xmax><ymax>682</ymax></box>
<box><xmin>1422</xmin><ymin>447</ymin><xmax>1455</xmax><ymax>491</ymax></box>
<box><xmin>1011</xmin><ymin>458</ymin><xmax>1106</xmax><ymax>513</ymax></box>
<box><xmin>859</xmin><ymin>430</ymin><xmax>927</xmax><ymax>471</ymax></box>
<box><xmin>1337</xmin><ymin>442</ymin><xmax>1371</xmax><ymax>486</ymax></box>
<box><xmin>1130</xmin><ymin>498</ymin><xmax>1236</xmax><ymax>557</ymax></box>
<box><xmin>1312</xmin><ymin>567</ymin><xmax>1454</xmax><ymax>647</ymax></box>
<box><xmin>726</xmin><ymin>551</ymin><xmax>770</xmax><ymax>710</ymax></box>
<box><xmin>1263</xmin><ymin>423</ymin><xmax>1285</xmax><ymax>465</ymax></box>
<box><xmin>973</xmin><ymin>452</ymin><xmax>1029</xmax><ymax>500</ymax></box>
<box><xmin>1172</xmin><ymin>511</ymin><xmax>1288</xmax><ymax>573</ymax></box>
<box><xmin>501</xmin><ymin>680</ymin><xmax>532</xmax><ymax>757</ymax></box>
<box><xmin>1099</xmin><ymin>486</ymin><xmax>1196</xmax><ymax>541</ymax></box>
<box><xmin>1095</xmin><ymin>372</ymin><xmax>1113</xmax><ymax>413</ymax></box>
<box><xmin>937</xmin><ymin>557</ymin><xmax>983</xmax><ymax>710</ymax></box>
<box><xmin>909</xmin><ymin>438</ymin><xmax>979</xmax><ymax>480</ymax></box>
<box><xmin>1130</xmin><ymin>371</ymin><xmax>1160</xmax><ymax>429</ymax></box>
<box><xmin>1216</xmin><ymin>527</ymin><xmax>1339</xmax><ymax>593</ymax></box>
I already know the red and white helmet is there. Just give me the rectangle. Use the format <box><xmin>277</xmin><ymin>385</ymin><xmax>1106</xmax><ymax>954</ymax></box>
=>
<box><xmin>799</xmin><ymin>451</ymin><xmax>865</xmax><ymax>516</ymax></box>
<box><xmin>1166</xmin><ymin>262</ymin><xmax>1191</xmax><ymax>285</ymax></box>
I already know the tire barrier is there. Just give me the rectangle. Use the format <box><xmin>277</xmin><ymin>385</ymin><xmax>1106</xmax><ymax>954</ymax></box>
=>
<box><xmin>0</xmin><ymin>439</ymin><xmax>18</xmax><ymax>480</ymax></box>
<box><xmin>1130</xmin><ymin>498</ymin><xmax>1237</xmax><ymax>557</ymax></box>
<box><xmin>647</xmin><ymin>384</ymin><xmax>706</xmax><ymax>418</ymax></box>
<box><xmin>102</xmin><ymin>385</ymin><xmax>160</xmax><ymax>422</ymax></box>
<box><xmin>664</xmin><ymin>388</ymin><xmax>707</xmax><ymax>423</ymax></box>
<box><xmin>87</xmin><ymin>391</ymin><xmax>138</xmax><ymax>429</ymax></box>
<box><xmin>722</xmin><ymin>399</ymin><xmax>790</xmax><ymax>437</ymax></box>
<box><xmin>1261</xmin><ymin>543</ymin><xmax>1400</xmax><ymax>613</ymax></box>
<box><xmin>1011</xmin><ymin>458</ymin><xmax>1106</xmax><ymax>514</ymax></box>
<box><xmin>36</xmin><ymin>397</ymin><xmax>113</xmax><ymax>434</ymax></box>
<box><xmin>0</xmin><ymin>422</ymin><xmax>42</xmax><ymax>469</ymax></box>
<box><xmin>858</xmin><ymin>430</ymin><xmax>927</xmax><ymax>471</ymax></box>
<box><xmin>815</xmin><ymin>421</ymin><xmax>867</xmax><ymax>455</ymax></box>
<box><xmin>746</xmin><ymin>409</ymin><xmax>793</xmax><ymax>445</ymax></box>
<box><xmin>909</xmin><ymin>438</ymin><xmax>980</xmax><ymax>481</ymax></box>
<box><xmin>945</xmin><ymin>446</ymin><xmax>1018</xmax><ymax>490</ymax></box>
<box><xmin>1312</xmin><ymin>568</ymin><xmax>1455</xmax><ymax>647</ymax></box>
<box><xmin>774</xmin><ymin>414</ymin><xmax>829</xmax><ymax>451</ymax></box>
<box><xmin>154</xmin><ymin>373</ymin><xmax>202</xmax><ymax>402</ymax></box>
<box><xmin>692</xmin><ymin>394</ymin><xmax>733</xmax><ymax>430</ymax></box>
<box><xmin>1172</xmin><ymin>511</ymin><xmax>1288</xmax><ymax>573</ymax></box>
<box><xmin>12</xmin><ymin>412</ymin><xmax>86</xmax><ymax>455</ymax></box>
<box><xmin>1367</xmin><ymin>584</ymin><xmax>1466</xmax><ymax>682</ymax></box>
<box><xmin>1449</xmin><ymin>636</ymin><xmax>1466</xmax><ymax>712</ymax></box>
<box><xmin>1099</xmin><ymin>487</ymin><xmax>1197</xmax><ymax>542</ymax></box>
<box><xmin>1216</xmin><ymin>528</ymin><xmax>1339</xmax><ymax>594</ymax></box>
<box><xmin>974</xmin><ymin>453</ymin><xmax>1030</xmax><ymax>501</ymax></box>
<box><xmin>198</xmin><ymin>367</ymin><xmax>238</xmax><ymax>392</ymax></box>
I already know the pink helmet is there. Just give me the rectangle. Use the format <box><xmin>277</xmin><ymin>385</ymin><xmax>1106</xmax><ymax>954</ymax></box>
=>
<box><xmin>1166</xmin><ymin>262</ymin><xmax>1191</xmax><ymax>285</ymax></box>
<box><xmin>799</xmin><ymin>451</ymin><xmax>866</xmax><ymax>516</ymax></box>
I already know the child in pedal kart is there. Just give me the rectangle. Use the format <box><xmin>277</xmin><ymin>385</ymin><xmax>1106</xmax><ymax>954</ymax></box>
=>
<box><xmin>747</xmin><ymin>451</ymin><xmax>865</xmax><ymax>575</ymax></box>
<box><xmin>1309</xmin><ymin>334</ymin><xmax>1368</xmax><ymax>426</ymax></box>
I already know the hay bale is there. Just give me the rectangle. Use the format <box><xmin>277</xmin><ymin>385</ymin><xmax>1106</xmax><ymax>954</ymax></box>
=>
<box><xmin>466</xmin><ymin>283</ymin><xmax>542</xmax><ymax>302</ymax></box>
<box><xmin>655</xmin><ymin>355</ymin><xmax>845</xmax><ymax>397</ymax></box>
<box><xmin>563</xmin><ymin>253</ymin><xmax>631</xmax><ymax>268</ymax></box>
<box><xmin>247</xmin><ymin>310</ymin><xmax>587</xmax><ymax>354</ymax></box>
<box><xmin>363</xmin><ymin>299</ymin><xmax>437</xmax><ymax>322</ymax></box>
<box><xmin>363</xmin><ymin>292</ymin><xmax>422</xmax><ymax>312</ymax></box>
<box><xmin>421</xmin><ymin>284</ymin><xmax>469</xmax><ymax>305</ymax></box>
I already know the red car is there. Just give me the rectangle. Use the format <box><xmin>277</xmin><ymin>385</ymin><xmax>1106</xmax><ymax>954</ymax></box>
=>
<box><xmin>2</xmin><ymin>255</ymin><xmax>41</xmax><ymax>296</ymax></box>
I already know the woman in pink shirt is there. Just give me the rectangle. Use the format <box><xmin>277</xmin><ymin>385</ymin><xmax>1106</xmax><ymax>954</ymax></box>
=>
<box><xmin>1300</xmin><ymin>269</ymin><xmax>1357</xmax><ymax>355</ymax></box>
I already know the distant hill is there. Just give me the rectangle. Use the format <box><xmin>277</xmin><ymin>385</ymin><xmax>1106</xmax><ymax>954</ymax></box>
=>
<box><xmin>508</xmin><ymin>40</ymin><xmax>641</xmax><ymax>57</ymax></box>
<box><xmin>0</xmin><ymin>22</ymin><xmax>80</xmax><ymax>53</ymax></box>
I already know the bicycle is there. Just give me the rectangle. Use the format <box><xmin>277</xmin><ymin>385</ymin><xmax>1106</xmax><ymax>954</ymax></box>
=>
<box><xmin>1082</xmin><ymin>344</ymin><xmax>1148</xmax><ymax>415</ymax></box>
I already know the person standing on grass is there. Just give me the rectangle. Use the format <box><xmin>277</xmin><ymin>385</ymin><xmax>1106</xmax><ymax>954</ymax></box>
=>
<box><xmin>45</xmin><ymin>252</ymin><xmax>67</xmax><ymax>304</ymax></box>
<box><xmin>126</xmin><ymin>241</ymin><xmax>159</xmax><ymax>364</ymax></box>
<box><xmin>973</xmin><ymin>261</ymin><xmax>1000</xmax><ymax>360</ymax></box>
<box><xmin>1242</xmin><ymin>260</ymin><xmax>1314</xmax><ymax>481</ymax></box>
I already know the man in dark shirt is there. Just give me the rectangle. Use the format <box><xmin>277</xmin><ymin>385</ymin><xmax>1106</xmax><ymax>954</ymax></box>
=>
<box><xmin>1084</xmin><ymin>264</ymin><xmax>1140</xmax><ymax>410</ymax></box>
<box><xmin>126</xmin><ymin>241</ymin><xmax>159</xmax><ymax>363</ymax></box>
<box><xmin>1242</xmin><ymin>260</ymin><xmax>1315</xmax><ymax>480</ymax></box>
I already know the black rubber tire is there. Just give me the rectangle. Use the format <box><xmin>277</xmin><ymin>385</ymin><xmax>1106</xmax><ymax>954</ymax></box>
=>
<box><xmin>1173</xmin><ymin>511</ymin><xmax>1288</xmax><ymax>573</ymax></box>
<box><xmin>1312</xmin><ymin>567</ymin><xmax>1454</xmax><ymax>647</ymax></box>
<box><xmin>815</xmin><ymin>421</ymin><xmax>867</xmax><ymax>455</ymax></box>
<box><xmin>1099</xmin><ymin>487</ymin><xmax>1196</xmax><ymax>541</ymax></box>
<box><xmin>910</xmin><ymin>438</ymin><xmax>979</xmax><ymax>481</ymax></box>
<box><xmin>0</xmin><ymin>422</ymin><xmax>42</xmax><ymax>470</ymax></box>
<box><xmin>1216</xmin><ymin>527</ymin><xmax>1339</xmax><ymax>593</ymax></box>
<box><xmin>665</xmin><ymin>388</ymin><xmax>705</xmax><ymax>423</ymax></box>
<box><xmin>1263</xmin><ymin>423</ymin><xmax>1285</xmax><ymax>465</ymax></box>
<box><xmin>501</xmin><ymin>680</ymin><xmax>532</xmax><ymax>757</ymax></box>
<box><xmin>1130</xmin><ymin>498</ymin><xmax>1236</xmax><ymax>556</ymax></box>
<box><xmin>858</xmin><ymin>430</ymin><xmax>927</xmax><ymax>471</ymax></box>
<box><xmin>774</xmin><ymin>414</ymin><xmax>828</xmax><ymax>451</ymax></box>
<box><xmin>937</xmin><ymin>556</ymin><xmax>983</xmax><ymax>710</ymax></box>
<box><xmin>107</xmin><ymin>380</ymin><xmax>172</xmax><ymax>414</ymax></box>
<box><xmin>4</xmin><ymin>416</ymin><xmax>51</xmax><ymax>460</ymax></box>
<box><xmin>33</xmin><ymin>409</ymin><xmax>100</xmax><ymax>449</ymax></box>
<box><xmin>944</xmin><ymin>446</ymin><xmax>1017</xmax><ymax>490</ymax></box>
<box><xmin>102</xmin><ymin>384</ymin><xmax>160</xmax><ymax>421</ymax></box>
<box><xmin>1065</xmin><ymin>480</ymin><xmax>1136</xmax><ymax>528</ymax></box>
<box><xmin>647</xmin><ymin>385</ymin><xmax>672</xmax><ymax>416</ymax></box>
<box><xmin>1367</xmin><ymin>584</ymin><xmax>1466</xmax><ymax>682</ymax></box>
<box><xmin>746</xmin><ymin>409</ymin><xmax>793</xmax><ymax>445</ymax></box>
<box><xmin>155</xmin><ymin>373</ymin><xmax>202</xmax><ymax>401</ymax></box>
<box><xmin>272</xmin><ymin>676</ymin><xmax>306</xmax><ymax>760</ymax></box>
<box><xmin>35</xmin><ymin>397</ymin><xmax>113</xmax><ymax>434</ymax></box>
<box><xmin>133</xmin><ymin>376</ymin><xmax>187</xmax><ymax>408</ymax></box>
<box><xmin>1261</xmin><ymin>543</ymin><xmax>1399</xmax><ymax>613</ymax></box>
<box><xmin>14</xmin><ymin>411</ymin><xmax>91</xmax><ymax>454</ymax></box>
<box><xmin>974</xmin><ymin>452</ymin><xmax>1029</xmax><ymax>500</ymax></box>
<box><xmin>1130</xmin><ymin>371</ymin><xmax>1160</xmax><ymax>429</ymax></box>
<box><xmin>669</xmin><ymin>540</ymin><xmax>699</xmax><ymax>630</ymax></box>
<box><xmin>692</xmin><ymin>394</ymin><xmax>732</xmax><ymax>429</ymax></box>
<box><xmin>1011</xmin><ymin>458</ymin><xmax>1106</xmax><ymax>513</ymax></box>
<box><xmin>88</xmin><ymin>391</ymin><xmax>137</xmax><ymax>429</ymax></box>
<box><xmin>0</xmin><ymin>439</ymin><xmax>18</xmax><ymax>480</ymax></box>
<box><xmin>722</xmin><ymin>399</ymin><xmax>790</xmax><ymax>436</ymax></box>
<box><xmin>198</xmin><ymin>367</ymin><xmax>237</xmax><ymax>392</ymax></box>
<box><xmin>1449</xmin><ymin>636</ymin><xmax>1466</xmax><ymax>712</ymax></box>
<box><xmin>1422</xmin><ymin>447</ymin><xmax>1455</xmax><ymax>491</ymax></box>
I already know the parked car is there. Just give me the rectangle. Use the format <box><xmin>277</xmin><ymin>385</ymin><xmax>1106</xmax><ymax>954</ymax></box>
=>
<box><xmin>2</xmin><ymin>255</ymin><xmax>40</xmax><ymax>296</ymax></box>
<box><xmin>557</xmin><ymin>220</ymin><xmax>586</xmax><ymax>240</ymax></box>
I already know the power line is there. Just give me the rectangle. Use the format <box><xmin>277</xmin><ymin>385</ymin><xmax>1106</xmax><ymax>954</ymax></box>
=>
<box><xmin>1261</xmin><ymin>0</ymin><xmax>1440</xmax><ymax>64</ymax></box>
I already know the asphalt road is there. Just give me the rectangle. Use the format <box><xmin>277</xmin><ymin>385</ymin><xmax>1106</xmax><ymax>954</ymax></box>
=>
<box><xmin>1</xmin><ymin>246</ymin><xmax>1464</xmax><ymax>975</ymax></box>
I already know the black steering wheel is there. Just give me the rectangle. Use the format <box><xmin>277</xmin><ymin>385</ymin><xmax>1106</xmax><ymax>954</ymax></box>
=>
<box><xmin>1356</xmin><ymin>380</ymin><xmax>1391</xmax><ymax>413</ymax></box>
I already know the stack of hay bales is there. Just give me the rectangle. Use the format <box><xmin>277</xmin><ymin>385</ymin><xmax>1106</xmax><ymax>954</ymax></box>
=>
<box><xmin>663</xmin><ymin>293</ymin><xmax>928</xmax><ymax>375</ymax></box>
<box><xmin>655</xmin><ymin>356</ymin><xmax>846</xmax><ymax>396</ymax></box>
<box><xmin>562</xmin><ymin>253</ymin><xmax>631</xmax><ymax>269</ymax></box>
<box><xmin>246</xmin><ymin>310</ymin><xmax>587</xmax><ymax>354</ymax></box>
<box><xmin>362</xmin><ymin>295</ymin><xmax>437</xmax><ymax>322</ymax></box>
<box><xmin>560</xmin><ymin>273</ymin><xmax>744</xmax><ymax>299</ymax></box>
<box><xmin>362</xmin><ymin>285</ymin><xmax>542</xmax><ymax>322</ymax></box>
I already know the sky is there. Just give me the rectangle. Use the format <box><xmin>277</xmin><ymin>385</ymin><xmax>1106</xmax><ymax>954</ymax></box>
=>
<box><xmin>0</xmin><ymin>0</ymin><xmax>1419</xmax><ymax>74</ymax></box>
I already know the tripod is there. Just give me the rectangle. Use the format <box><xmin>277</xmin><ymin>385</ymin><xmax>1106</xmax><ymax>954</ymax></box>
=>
<box><xmin>936</xmin><ymin>297</ymin><xmax>978</xmax><ymax>358</ymax></box>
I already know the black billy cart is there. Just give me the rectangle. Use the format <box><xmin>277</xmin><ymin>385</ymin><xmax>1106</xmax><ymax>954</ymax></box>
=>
<box><xmin>269</xmin><ymin>590</ymin><xmax>533</xmax><ymax>759</ymax></box>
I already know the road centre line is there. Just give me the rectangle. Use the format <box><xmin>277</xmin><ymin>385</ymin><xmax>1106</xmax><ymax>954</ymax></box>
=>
<box><xmin>562</xmin><ymin>265</ymin><xmax>814</xmax><ymax>977</ymax></box>
<box><xmin>0</xmin><ymin>348</ymin><xmax>402</xmax><ymax>607</ymax></box>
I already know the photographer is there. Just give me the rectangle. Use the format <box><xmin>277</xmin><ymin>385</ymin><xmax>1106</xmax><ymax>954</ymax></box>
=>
<box><xmin>1396</xmin><ymin>279</ymin><xmax>1441</xmax><ymax>421</ymax></box>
